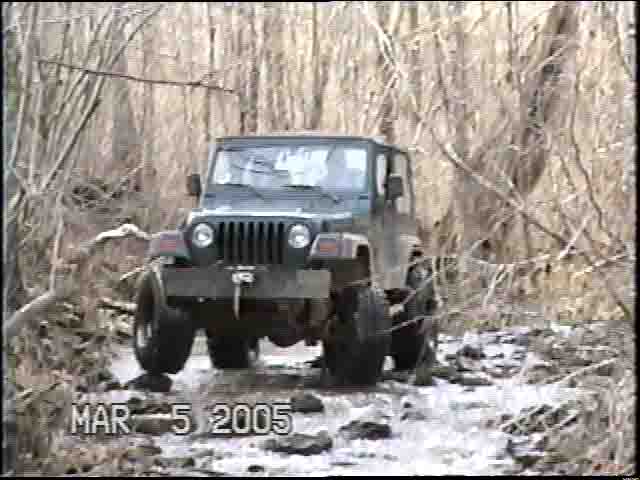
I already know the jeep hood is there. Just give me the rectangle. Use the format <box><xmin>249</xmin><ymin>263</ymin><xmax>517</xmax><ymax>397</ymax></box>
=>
<box><xmin>188</xmin><ymin>193</ymin><xmax>368</xmax><ymax>223</ymax></box>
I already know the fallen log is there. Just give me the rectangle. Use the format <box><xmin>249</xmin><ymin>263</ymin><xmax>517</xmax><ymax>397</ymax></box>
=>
<box><xmin>3</xmin><ymin>223</ymin><xmax>150</xmax><ymax>341</ymax></box>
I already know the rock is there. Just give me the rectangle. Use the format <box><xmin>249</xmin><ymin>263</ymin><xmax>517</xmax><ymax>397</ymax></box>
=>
<box><xmin>454</xmin><ymin>373</ymin><xmax>493</xmax><ymax>386</ymax></box>
<box><xmin>455</xmin><ymin>355</ymin><xmax>480</xmax><ymax>372</ymax></box>
<box><xmin>384</xmin><ymin>371</ymin><xmax>412</xmax><ymax>383</ymax></box>
<box><xmin>507</xmin><ymin>441</ymin><xmax>545</xmax><ymax>469</ymax></box>
<box><xmin>514</xmin><ymin>334</ymin><xmax>530</xmax><ymax>347</ymax></box>
<box><xmin>247</xmin><ymin>465</ymin><xmax>265</xmax><ymax>473</ymax></box>
<box><xmin>459</xmin><ymin>343</ymin><xmax>486</xmax><ymax>359</ymax></box>
<box><xmin>485</xmin><ymin>412</ymin><xmax>514</xmax><ymax>428</ymax></box>
<box><xmin>484</xmin><ymin>367</ymin><xmax>509</xmax><ymax>378</ymax></box>
<box><xmin>383</xmin><ymin>454</ymin><xmax>399</xmax><ymax>461</ymax></box>
<box><xmin>125</xmin><ymin>373</ymin><xmax>172</xmax><ymax>393</ymax></box>
<box><xmin>500</xmin><ymin>335</ymin><xmax>517</xmax><ymax>344</ymax></box>
<box><xmin>444</xmin><ymin>352</ymin><xmax>457</xmax><ymax>361</ymax></box>
<box><xmin>402</xmin><ymin>400</ymin><xmax>413</xmax><ymax>409</ymax></box>
<box><xmin>290</xmin><ymin>393</ymin><xmax>324</xmax><ymax>413</ymax></box>
<box><xmin>339</xmin><ymin>410</ymin><xmax>392</xmax><ymax>440</ymax></box>
<box><xmin>126</xmin><ymin>396</ymin><xmax>172</xmax><ymax>415</ymax></box>
<box><xmin>488</xmin><ymin>351</ymin><xmax>505</xmax><ymax>359</ymax></box>
<box><xmin>413</xmin><ymin>363</ymin><xmax>435</xmax><ymax>386</ymax></box>
<box><xmin>400</xmin><ymin>410</ymin><xmax>428</xmax><ymax>421</ymax></box>
<box><xmin>262</xmin><ymin>431</ymin><xmax>332</xmax><ymax>455</ymax></box>
<box><xmin>154</xmin><ymin>456</ymin><xmax>196</xmax><ymax>469</ymax></box>
<box><xmin>431</xmin><ymin>363</ymin><xmax>458</xmax><ymax>381</ymax></box>
<box><xmin>449</xmin><ymin>400</ymin><xmax>490</xmax><ymax>411</ymax></box>
<box><xmin>96</xmin><ymin>379</ymin><xmax>122</xmax><ymax>392</ymax></box>
<box><xmin>306</xmin><ymin>356</ymin><xmax>324</xmax><ymax>368</ymax></box>
<box><xmin>130</xmin><ymin>415</ymin><xmax>176</xmax><ymax>435</ymax></box>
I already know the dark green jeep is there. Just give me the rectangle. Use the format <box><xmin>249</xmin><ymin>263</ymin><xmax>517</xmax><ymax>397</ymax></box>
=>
<box><xmin>133</xmin><ymin>132</ymin><xmax>438</xmax><ymax>385</ymax></box>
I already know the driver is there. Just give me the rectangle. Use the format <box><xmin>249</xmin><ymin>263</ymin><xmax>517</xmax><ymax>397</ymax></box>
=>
<box><xmin>322</xmin><ymin>149</ymin><xmax>360</xmax><ymax>189</ymax></box>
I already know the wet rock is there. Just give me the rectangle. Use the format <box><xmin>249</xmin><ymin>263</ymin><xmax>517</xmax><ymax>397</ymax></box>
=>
<box><xmin>514</xmin><ymin>334</ymin><xmax>530</xmax><ymax>347</ymax></box>
<box><xmin>331</xmin><ymin>459</ymin><xmax>358</xmax><ymax>467</ymax></box>
<box><xmin>96</xmin><ymin>379</ymin><xmax>122</xmax><ymax>392</ymax></box>
<box><xmin>126</xmin><ymin>396</ymin><xmax>172</xmax><ymax>415</ymax></box>
<box><xmin>484</xmin><ymin>366</ymin><xmax>510</xmax><ymax>378</ymax></box>
<box><xmin>459</xmin><ymin>343</ymin><xmax>486</xmax><ymax>359</ymax></box>
<box><xmin>444</xmin><ymin>352</ymin><xmax>457</xmax><ymax>361</ymax></box>
<box><xmin>290</xmin><ymin>393</ymin><xmax>324</xmax><ymax>413</ymax></box>
<box><xmin>383</xmin><ymin>454</ymin><xmax>399</xmax><ymax>461</ymax></box>
<box><xmin>455</xmin><ymin>355</ymin><xmax>481</xmax><ymax>372</ymax></box>
<box><xmin>449</xmin><ymin>399</ymin><xmax>489</xmax><ymax>411</ymax></box>
<box><xmin>485</xmin><ymin>412</ymin><xmax>514</xmax><ymax>428</ymax></box>
<box><xmin>97</xmin><ymin>368</ymin><xmax>116</xmax><ymax>383</ymax></box>
<box><xmin>339</xmin><ymin>410</ymin><xmax>392</xmax><ymax>440</ymax></box>
<box><xmin>400</xmin><ymin>409</ymin><xmax>428</xmax><ymax>421</ymax></box>
<box><xmin>125</xmin><ymin>373</ymin><xmax>172</xmax><ymax>393</ymax></box>
<box><xmin>125</xmin><ymin>442</ymin><xmax>163</xmax><ymax>460</ymax></box>
<box><xmin>488</xmin><ymin>351</ymin><xmax>505</xmax><ymax>359</ymax></box>
<box><xmin>384</xmin><ymin>370</ymin><xmax>412</xmax><ymax>383</ymax></box>
<box><xmin>454</xmin><ymin>373</ymin><xmax>493</xmax><ymax>386</ymax></box>
<box><xmin>247</xmin><ymin>465</ymin><xmax>265</xmax><ymax>473</ymax></box>
<box><xmin>413</xmin><ymin>363</ymin><xmax>435</xmax><ymax>386</ymax></box>
<box><xmin>431</xmin><ymin>363</ymin><xmax>458</xmax><ymax>381</ymax></box>
<box><xmin>262</xmin><ymin>431</ymin><xmax>332</xmax><ymax>455</ymax></box>
<box><xmin>130</xmin><ymin>415</ymin><xmax>176</xmax><ymax>435</ymax></box>
<box><xmin>154</xmin><ymin>456</ymin><xmax>196</xmax><ymax>469</ymax></box>
<box><xmin>500</xmin><ymin>335</ymin><xmax>517</xmax><ymax>344</ymax></box>
<box><xmin>507</xmin><ymin>439</ymin><xmax>545</xmax><ymax>469</ymax></box>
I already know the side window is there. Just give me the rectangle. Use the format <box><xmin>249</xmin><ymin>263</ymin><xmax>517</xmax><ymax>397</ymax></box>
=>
<box><xmin>376</xmin><ymin>153</ymin><xmax>388</xmax><ymax>196</ymax></box>
<box><xmin>393</xmin><ymin>153</ymin><xmax>411</xmax><ymax>214</ymax></box>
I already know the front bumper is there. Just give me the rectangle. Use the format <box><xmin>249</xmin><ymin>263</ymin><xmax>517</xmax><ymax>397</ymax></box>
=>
<box><xmin>162</xmin><ymin>265</ymin><xmax>331</xmax><ymax>300</ymax></box>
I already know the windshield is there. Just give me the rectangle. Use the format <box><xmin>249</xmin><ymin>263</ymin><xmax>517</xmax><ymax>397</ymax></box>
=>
<box><xmin>209</xmin><ymin>144</ymin><xmax>367</xmax><ymax>191</ymax></box>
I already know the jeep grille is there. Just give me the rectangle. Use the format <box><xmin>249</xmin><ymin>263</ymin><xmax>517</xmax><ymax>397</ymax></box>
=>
<box><xmin>213</xmin><ymin>221</ymin><xmax>286</xmax><ymax>265</ymax></box>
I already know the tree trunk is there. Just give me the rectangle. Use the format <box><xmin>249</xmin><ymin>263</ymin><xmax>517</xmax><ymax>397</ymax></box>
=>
<box><xmin>111</xmin><ymin>6</ymin><xmax>141</xmax><ymax>189</ymax></box>
<box><xmin>376</xmin><ymin>2</ymin><xmax>396</xmax><ymax>144</ymax></box>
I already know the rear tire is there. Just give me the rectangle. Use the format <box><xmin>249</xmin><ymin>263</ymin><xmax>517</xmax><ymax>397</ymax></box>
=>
<box><xmin>324</xmin><ymin>285</ymin><xmax>391</xmax><ymax>385</ymax></box>
<box><xmin>206</xmin><ymin>333</ymin><xmax>254</xmax><ymax>369</ymax></box>
<box><xmin>391</xmin><ymin>261</ymin><xmax>438</xmax><ymax>371</ymax></box>
<box><xmin>133</xmin><ymin>270</ymin><xmax>196</xmax><ymax>375</ymax></box>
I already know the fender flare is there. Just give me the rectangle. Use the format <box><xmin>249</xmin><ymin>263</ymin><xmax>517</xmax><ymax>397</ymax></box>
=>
<box><xmin>308</xmin><ymin>232</ymin><xmax>371</xmax><ymax>260</ymax></box>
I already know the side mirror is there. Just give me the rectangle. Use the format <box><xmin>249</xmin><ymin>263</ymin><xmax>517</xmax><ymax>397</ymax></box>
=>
<box><xmin>387</xmin><ymin>174</ymin><xmax>404</xmax><ymax>200</ymax></box>
<box><xmin>187</xmin><ymin>173</ymin><xmax>202</xmax><ymax>197</ymax></box>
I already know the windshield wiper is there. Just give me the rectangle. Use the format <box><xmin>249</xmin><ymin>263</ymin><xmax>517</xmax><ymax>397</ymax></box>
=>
<box><xmin>282</xmin><ymin>184</ymin><xmax>341</xmax><ymax>204</ymax></box>
<box><xmin>220</xmin><ymin>183</ymin><xmax>265</xmax><ymax>200</ymax></box>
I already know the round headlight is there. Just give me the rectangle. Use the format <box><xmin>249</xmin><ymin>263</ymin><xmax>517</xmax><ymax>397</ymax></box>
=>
<box><xmin>288</xmin><ymin>224</ymin><xmax>311</xmax><ymax>249</ymax></box>
<box><xmin>192</xmin><ymin>223</ymin><xmax>214</xmax><ymax>248</ymax></box>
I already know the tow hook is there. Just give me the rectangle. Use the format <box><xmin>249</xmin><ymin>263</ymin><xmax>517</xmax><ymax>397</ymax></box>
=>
<box><xmin>231</xmin><ymin>271</ymin><xmax>255</xmax><ymax>319</ymax></box>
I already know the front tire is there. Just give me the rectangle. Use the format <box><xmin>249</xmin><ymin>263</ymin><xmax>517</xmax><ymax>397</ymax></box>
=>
<box><xmin>324</xmin><ymin>285</ymin><xmax>391</xmax><ymax>385</ymax></box>
<box><xmin>133</xmin><ymin>270</ymin><xmax>196</xmax><ymax>375</ymax></box>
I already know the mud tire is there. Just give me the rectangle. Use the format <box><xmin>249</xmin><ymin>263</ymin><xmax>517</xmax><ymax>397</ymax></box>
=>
<box><xmin>133</xmin><ymin>270</ymin><xmax>196</xmax><ymax>375</ymax></box>
<box><xmin>206</xmin><ymin>333</ymin><xmax>257</xmax><ymax>369</ymax></box>
<box><xmin>324</xmin><ymin>285</ymin><xmax>391</xmax><ymax>385</ymax></box>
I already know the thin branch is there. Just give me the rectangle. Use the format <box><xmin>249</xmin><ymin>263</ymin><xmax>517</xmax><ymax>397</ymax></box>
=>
<box><xmin>423</xmin><ymin>132</ymin><xmax>570</xmax><ymax>249</ymax></box>
<box><xmin>36</xmin><ymin>58</ymin><xmax>237</xmax><ymax>94</ymax></box>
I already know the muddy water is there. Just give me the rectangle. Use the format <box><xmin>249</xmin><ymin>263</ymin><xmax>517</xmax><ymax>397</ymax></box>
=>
<box><xmin>103</xmin><ymin>327</ymin><xmax>580</xmax><ymax>476</ymax></box>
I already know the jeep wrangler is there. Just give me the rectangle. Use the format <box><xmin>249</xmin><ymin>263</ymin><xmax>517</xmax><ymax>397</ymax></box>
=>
<box><xmin>133</xmin><ymin>132</ymin><xmax>438</xmax><ymax>385</ymax></box>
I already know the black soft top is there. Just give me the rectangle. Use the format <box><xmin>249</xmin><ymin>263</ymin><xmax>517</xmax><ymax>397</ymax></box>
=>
<box><xmin>214</xmin><ymin>131</ymin><xmax>407</xmax><ymax>153</ymax></box>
